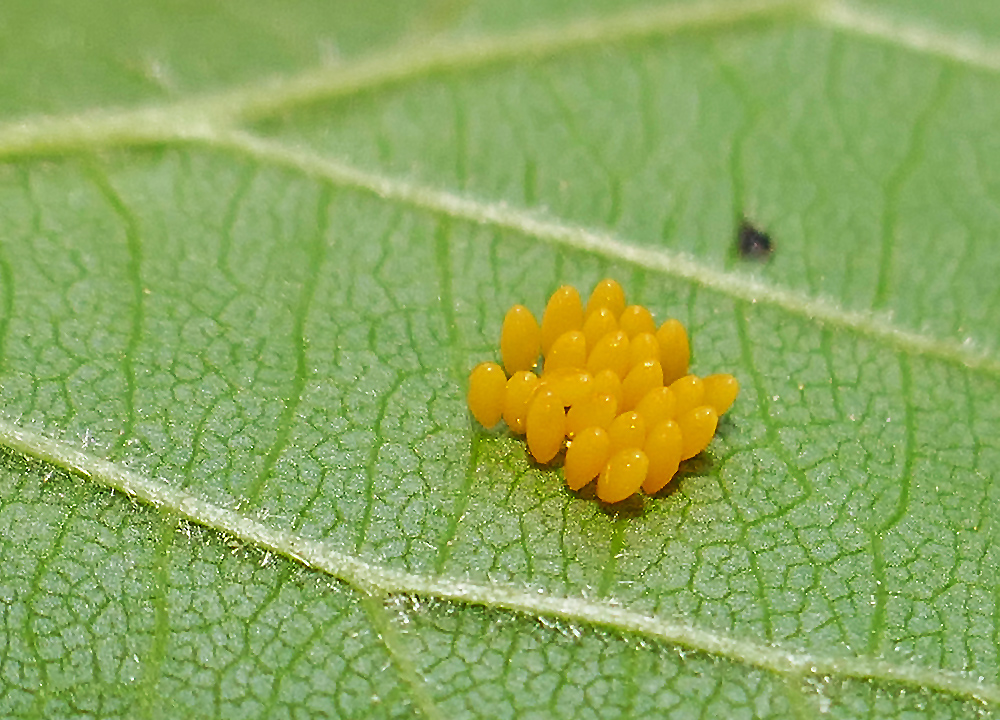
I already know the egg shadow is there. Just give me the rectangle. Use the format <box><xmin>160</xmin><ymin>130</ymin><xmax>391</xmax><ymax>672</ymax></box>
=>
<box><xmin>568</xmin><ymin>481</ymin><xmax>647</xmax><ymax>519</ymax></box>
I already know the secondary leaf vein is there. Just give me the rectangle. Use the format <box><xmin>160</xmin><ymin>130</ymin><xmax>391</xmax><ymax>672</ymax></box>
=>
<box><xmin>1</xmin><ymin>418</ymin><xmax>996</xmax><ymax>706</ymax></box>
<box><xmin>199</xmin><ymin>130</ymin><xmax>1000</xmax><ymax>378</ymax></box>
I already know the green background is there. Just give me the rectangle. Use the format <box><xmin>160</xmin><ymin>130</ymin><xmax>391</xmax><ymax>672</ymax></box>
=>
<box><xmin>1</xmin><ymin>0</ymin><xmax>1000</xmax><ymax>717</ymax></box>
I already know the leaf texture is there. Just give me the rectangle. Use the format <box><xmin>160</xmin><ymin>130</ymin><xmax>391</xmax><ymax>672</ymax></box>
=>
<box><xmin>1</xmin><ymin>0</ymin><xmax>1000</xmax><ymax>718</ymax></box>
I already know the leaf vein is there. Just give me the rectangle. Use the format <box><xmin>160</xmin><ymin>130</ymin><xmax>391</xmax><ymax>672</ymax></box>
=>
<box><xmin>86</xmin><ymin>166</ymin><xmax>145</xmax><ymax>456</ymax></box>
<box><xmin>360</xmin><ymin>592</ymin><xmax>445</xmax><ymax>720</ymax></box>
<box><xmin>243</xmin><ymin>183</ymin><xmax>332</xmax><ymax>505</ymax></box>
<box><xmin>2</xmin><ymin>419</ymin><xmax>997</xmax><ymax>705</ymax></box>
<box><xmin>199</xmin><ymin>130</ymin><xmax>1000</xmax><ymax>378</ymax></box>
<box><xmin>1</xmin><ymin>0</ymin><xmax>998</xmax><ymax>165</ymax></box>
<box><xmin>819</xmin><ymin>0</ymin><xmax>1000</xmax><ymax>74</ymax></box>
<box><xmin>0</xmin><ymin>0</ymin><xmax>817</xmax><ymax>159</ymax></box>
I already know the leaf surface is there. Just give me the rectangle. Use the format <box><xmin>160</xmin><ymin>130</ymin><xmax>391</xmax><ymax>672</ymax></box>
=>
<box><xmin>2</xmin><ymin>0</ymin><xmax>1000</xmax><ymax>717</ymax></box>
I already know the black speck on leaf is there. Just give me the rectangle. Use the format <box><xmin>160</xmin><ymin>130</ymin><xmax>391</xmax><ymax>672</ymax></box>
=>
<box><xmin>737</xmin><ymin>218</ymin><xmax>773</xmax><ymax>261</ymax></box>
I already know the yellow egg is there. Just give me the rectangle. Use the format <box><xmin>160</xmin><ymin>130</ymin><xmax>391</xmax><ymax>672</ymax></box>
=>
<box><xmin>541</xmin><ymin>285</ymin><xmax>583</xmax><ymax>355</ymax></box>
<box><xmin>634</xmin><ymin>386</ymin><xmax>676</xmax><ymax>427</ymax></box>
<box><xmin>668</xmin><ymin>374</ymin><xmax>705</xmax><ymax>417</ymax></box>
<box><xmin>621</xmin><ymin>360</ymin><xmax>664</xmax><ymax>412</ymax></box>
<box><xmin>608</xmin><ymin>410</ymin><xmax>646</xmax><ymax>453</ymax></box>
<box><xmin>597</xmin><ymin>448</ymin><xmax>649</xmax><ymax>503</ymax></box>
<box><xmin>585</xmin><ymin>278</ymin><xmax>626</xmax><ymax>319</ymax></box>
<box><xmin>586</xmin><ymin>330</ymin><xmax>630</xmax><ymax>379</ymax></box>
<box><xmin>656</xmin><ymin>318</ymin><xmax>690</xmax><ymax>385</ymax></box>
<box><xmin>619</xmin><ymin>305</ymin><xmax>656</xmax><ymax>338</ymax></box>
<box><xmin>677</xmin><ymin>405</ymin><xmax>718</xmax><ymax>460</ymax></box>
<box><xmin>582</xmin><ymin>307</ymin><xmax>618</xmax><ymax>350</ymax></box>
<box><xmin>628</xmin><ymin>332</ymin><xmax>660</xmax><ymax>369</ymax></box>
<box><xmin>591</xmin><ymin>368</ymin><xmax>623</xmax><ymax>408</ymax></box>
<box><xmin>566</xmin><ymin>393</ymin><xmax>618</xmax><ymax>438</ymax></box>
<box><xmin>544</xmin><ymin>330</ymin><xmax>587</xmax><ymax>374</ymax></box>
<box><xmin>467</xmin><ymin>362</ymin><xmax>507</xmax><ymax>428</ymax></box>
<box><xmin>642</xmin><ymin>420</ymin><xmax>683</xmax><ymax>494</ymax></box>
<box><xmin>500</xmin><ymin>304</ymin><xmax>541</xmax><ymax>375</ymax></box>
<box><xmin>564</xmin><ymin>426</ymin><xmax>611</xmax><ymax>490</ymax></box>
<box><xmin>702</xmin><ymin>373</ymin><xmax>740</xmax><ymax>415</ymax></box>
<box><xmin>526</xmin><ymin>389</ymin><xmax>567</xmax><ymax>463</ymax></box>
<box><xmin>539</xmin><ymin>369</ymin><xmax>593</xmax><ymax>407</ymax></box>
<box><xmin>502</xmin><ymin>371</ymin><xmax>540</xmax><ymax>434</ymax></box>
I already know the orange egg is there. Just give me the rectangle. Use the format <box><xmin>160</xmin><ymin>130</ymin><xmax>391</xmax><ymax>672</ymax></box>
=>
<box><xmin>657</xmin><ymin>319</ymin><xmax>690</xmax><ymax>385</ymax></box>
<box><xmin>621</xmin><ymin>360</ymin><xmax>664</xmax><ymax>412</ymax></box>
<box><xmin>500</xmin><ymin>304</ymin><xmax>541</xmax><ymax>375</ymax></box>
<box><xmin>539</xmin><ymin>369</ymin><xmax>593</xmax><ymax>407</ymax></box>
<box><xmin>634</xmin><ymin>386</ymin><xmax>676</xmax><ymax>427</ymax></box>
<box><xmin>545</xmin><ymin>330</ymin><xmax>587</xmax><ymax>374</ymax></box>
<box><xmin>541</xmin><ymin>285</ymin><xmax>583</xmax><ymax>355</ymax></box>
<box><xmin>591</xmin><ymin>369</ymin><xmax>623</xmax><ymax>408</ymax></box>
<box><xmin>703</xmin><ymin>373</ymin><xmax>740</xmax><ymax>415</ymax></box>
<box><xmin>619</xmin><ymin>305</ymin><xmax>656</xmax><ymax>338</ymax></box>
<box><xmin>586</xmin><ymin>330</ymin><xmax>630</xmax><ymax>379</ymax></box>
<box><xmin>526</xmin><ymin>389</ymin><xmax>567</xmax><ymax>463</ymax></box>
<box><xmin>566</xmin><ymin>393</ymin><xmax>618</xmax><ymax>438</ymax></box>
<box><xmin>564</xmin><ymin>426</ymin><xmax>611</xmax><ymax>490</ymax></box>
<box><xmin>628</xmin><ymin>332</ymin><xmax>660</xmax><ymax>369</ymax></box>
<box><xmin>582</xmin><ymin>307</ymin><xmax>618</xmax><ymax>349</ymax></box>
<box><xmin>608</xmin><ymin>410</ymin><xmax>646</xmax><ymax>453</ymax></box>
<box><xmin>502</xmin><ymin>371</ymin><xmax>541</xmax><ymax>434</ymax></box>
<box><xmin>642</xmin><ymin>420</ymin><xmax>683</xmax><ymax>494</ymax></box>
<box><xmin>668</xmin><ymin>374</ymin><xmax>705</xmax><ymax>417</ymax></box>
<box><xmin>467</xmin><ymin>362</ymin><xmax>507</xmax><ymax>428</ymax></box>
<box><xmin>597</xmin><ymin>448</ymin><xmax>649</xmax><ymax>503</ymax></box>
<box><xmin>585</xmin><ymin>279</ymin><xmax>626</xmax><ymax>319</ymax></box>
<box><xmin>677</xmin><ymin>405</ymin><xmax>718</xmax><ymax>460</ymax></box>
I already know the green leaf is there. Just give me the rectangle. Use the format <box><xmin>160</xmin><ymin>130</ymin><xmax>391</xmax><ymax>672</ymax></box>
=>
<box><xmin>1</xmin><ymin>0</ymin><xmax>1000</xmax><ymax>717</ymax></box>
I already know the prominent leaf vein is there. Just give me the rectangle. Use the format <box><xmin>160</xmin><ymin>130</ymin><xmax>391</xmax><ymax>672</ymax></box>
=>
<box><xmin>197</xmin><ymin>130</ymin><xmax>1000</xmax><ymax>378</ymax></box>
<box><xmin>0</xmin><ymin>0</ymin><xmax>816</xmax><ymax>159</ymax></box>
<box><xmin>0</xmin><ymin>0</ymin><xmax>992</xmax><ymax>173</ymax></box>
<box><xmin>819</xmin><ymin>0</ymin><xmax>1000</xmax><ymax>73</ymax></box>
<box><xmin>2</xmin><ymin>418</ymin><xmax>997</xmax><ymax>705</ymax></box>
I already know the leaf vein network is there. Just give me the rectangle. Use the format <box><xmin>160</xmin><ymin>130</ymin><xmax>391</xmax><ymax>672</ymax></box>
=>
<box><xmin>0</xmin><ymin>419</ymin><xmax>996</xmax><ymax>706</ymax></box>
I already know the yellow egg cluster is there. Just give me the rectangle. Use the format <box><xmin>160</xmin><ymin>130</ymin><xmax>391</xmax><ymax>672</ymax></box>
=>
<box><xmin>467</xmin><ymin>279</ymin><xmax>738</xmax><ymax>503</ymax></box>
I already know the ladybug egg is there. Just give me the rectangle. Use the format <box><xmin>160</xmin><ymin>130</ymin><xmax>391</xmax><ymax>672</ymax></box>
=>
<box><xmin>585</xmin><ymin>278</ymin><xmax>626</xmax><ymax>319</ymax></box>
<box><xmin>669</xmin><ymin>374</ymin><xmax>705</xmax><ymax>416</ymax></box>
<box><xmin>621</xmin><ymin>360</ymin><xmax>664</xmax><ymax>412</ymax></box>
<box><xmin>642</xmin><ymin>420</ymin><xmax>683</xmax><ymax>494</ymax></box>
<box><xmin>608</xmin><ymin>410</ymin><xmax>647</xmax><ymax>453</ymax></box>
<box><xmin>619</xmin><ymin>305</ymin><xmax>656</xmax><ymax>338</ymax></box>
<box><xmin>597</xmin><ymin>448</ymin><xmax>649</xmax><ymax>503</ymax></box>
<box><xmin>582</xmin><ymin>306</ymin><xmax>618</xmax><ymax>349</ymax></box>
<box><xmin>566</xmin><ymin>392</ymin><xmax>618</xmax><ymax>437</ymax></box>
<box><xmin>545</xmin><ymin>330</ymin><xmax>587</xmax><ymax>374</ymax></box>
<box><xmin>500</xmin><ymin>304</ymin><xmax>541</xmax><ymax>375</ymax></box>
<box><xmin>656</xmin><ymin>319</ymin><xmax>690</xmax><ymax>385</ymax></box>
<box><xmin>541</xmin><ymin>285</ymin><xmax>584</xmax><ymax>355</ymax></box>
<box><xmin>635</xmin><ymin>386</ymin><xmax>676</xmax><ymax>427</ymax></box>
<box><xmin>677</xmin><ymin>405</ymin><xmax>718</xmax><ymax>460</ymax></box>
<box><xmin>586</xmin><ymin>330</ymin><xmax>631</xmax><ymax>379</ymax></box>
<box><xmin>502</xmin><ymin>370</ymin><xmax>541</xmax><ymax>434</ymax></box>
<box><xmin>540</xmin><ymin>369</ymin><xmax>593</xmax><ymax>407</ymax></box>
<box><xmin>467</xmin><ymin>362</ymin><xmax>507</xmax><ymax>428</ymax></box>
<box><xmin>628</xmin><ymin>332</ymin><xmax>660</xmax><ymax>369</ymax></box>
<box><xmin>703</xmin><ymin>373</ymin><xmax>740</xmax><ymax>415</ymax></box>
<box><xmin>526</xmin><ymin>389</ymin><xmax>567</xmax><ymax>463</ymax></box>
<box><xmin>591</xmin><ymin>368</ymin><xmax>623</xmax><ymax>407</ymax></box>
<box><xmin>564</xmin><ymin>426</ymin><xmax>611</xmax><ymax>490</ymax></box>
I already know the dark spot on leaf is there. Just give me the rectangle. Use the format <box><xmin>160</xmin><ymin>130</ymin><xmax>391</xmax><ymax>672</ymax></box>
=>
<box><xmin>737</xmin><ymin>218</ymin><xmax>773</xmax><ymax>261</ymax></box>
